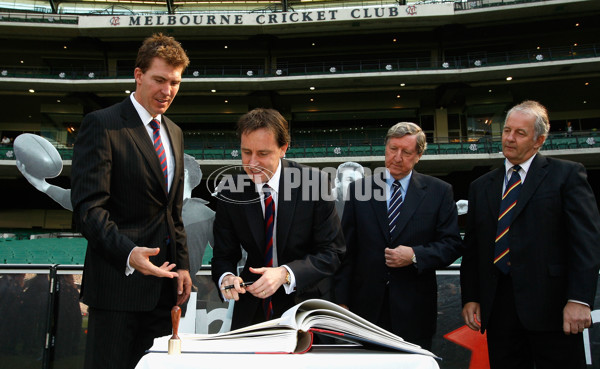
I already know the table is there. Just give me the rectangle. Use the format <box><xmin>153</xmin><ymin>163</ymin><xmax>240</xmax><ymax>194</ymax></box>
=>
<box><xmin>135</xmin><ymin>345</ymin><xmax>440</xmax><ymax>369</ymax></box>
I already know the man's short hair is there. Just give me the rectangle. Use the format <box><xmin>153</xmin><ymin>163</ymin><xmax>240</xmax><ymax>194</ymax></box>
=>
<box><xmin>135</xmin><ymin>33</ymin><xmax>190</xmax><ymax>73</ymax></box>
<box><xmin>385</xmin><ymin>122</ymin><xmax>427</xmax><ymax>154</ymax></box>
<box><xmin>336</xmin><ymin>162</ymin><xmax>365</xmax><ymax>182</ymax></box>
<box><xmin>184</xmin><ymin>154</ymin><xmax>202</xmax><ymax>189</ymax></box>
<box><xmin>236</xmin><ymin>108</ymin><xmax>291</xmax><ymax>148</ymax></box>
<box><xmin>505</xmin><ymin>100</ymin><xmax>550</xmax><ymax>141</ymax></box>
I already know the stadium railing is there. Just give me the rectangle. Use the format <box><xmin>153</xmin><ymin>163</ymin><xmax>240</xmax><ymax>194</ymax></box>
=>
<box><xmin>2</xmin><ymin>132</ymin><xmax>599</xmax><ymax>162</ymax></box>
<box><xmin>1</xmin><ymin>43</ymin><xmax>598</xmax><ymax>80</ymax></box>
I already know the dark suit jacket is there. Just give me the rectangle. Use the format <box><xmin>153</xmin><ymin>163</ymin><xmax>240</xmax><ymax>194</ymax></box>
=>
<box><xmin>211</xmin><ymin>159</ymin><xmax>345</xmax><ymax>329</ymax></box>
<box><xmin>71</xmin><ymin>97</ymin><xmax>189</xmax><ymax>312</ymax></box>
<box><xmin>460</xmin><ymin>154</ymin><xmax>600</xmax><ymax>332</ymax></box>
<box><xmin>334</xmin><ymin>170</ymin><xmax>462</xmax><ymax>342</ymax></box>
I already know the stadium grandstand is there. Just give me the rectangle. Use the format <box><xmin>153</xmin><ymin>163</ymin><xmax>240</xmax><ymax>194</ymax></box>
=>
<box><xmin>1</xmin><ymin>0</ymin><xmax>599</xmax><ymax>368</ymax></box>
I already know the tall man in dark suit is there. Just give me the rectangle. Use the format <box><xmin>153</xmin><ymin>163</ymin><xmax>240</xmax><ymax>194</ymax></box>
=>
<box><xmin>334</xmin><ymin>122</ymin><xmax>463</xmax><ymax>350</ymax></box>
<box><xmin>461</xmin><ymin>100</ymin><xmax>600</xmax><ymax>369</ymax></box>
<box><xmin>71</xmin><ymin>34</ymin><xmax>192</xmax><ymax>369</ymax></box>
<box><xmin>211</xmin><ymin>108</ymin><xmax>345</xmax><ymax>329</ymax></box>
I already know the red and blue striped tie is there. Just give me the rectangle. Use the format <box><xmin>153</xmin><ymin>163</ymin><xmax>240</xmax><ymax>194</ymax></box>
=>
<box><xmin>494</xmin><ymin>165</ymin><xmax>522</xmax><ymax>274</ymax></box>
<box><xmin>263</xmin><ymin>184</ymin><xmax>275</xmax><ymax>320</ymax></box>
<box><xmin>150</xmin><ymin>119</ymin><xmax>168</xmax><ymax>189</ymax></box>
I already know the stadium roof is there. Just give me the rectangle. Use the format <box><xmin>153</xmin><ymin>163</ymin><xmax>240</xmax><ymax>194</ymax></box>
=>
<box><xmin>1</xmin><ymin>0</ymin><xmax>395</xmax><ymax>15</ymax></box>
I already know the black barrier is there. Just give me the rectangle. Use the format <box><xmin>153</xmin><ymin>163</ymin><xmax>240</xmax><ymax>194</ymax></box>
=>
<box><xmin>1</xmin><ymin>265</ymin><xmax>599</xmax><ymax>369</ymax></box>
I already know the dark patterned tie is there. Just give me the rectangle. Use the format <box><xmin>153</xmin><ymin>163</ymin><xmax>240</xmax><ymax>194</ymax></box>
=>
<box><xmin>494</xmin><ymin>165</ymin><xmax>522</xmax><ymax>274</ymax></box>
<box><xmin>388</xmin><ymin>180</ymin><xmax>403</xmax><ymax>236</ymax></box>
<box><xmin>149</xmin><ymin>118</ymin><xmax>168</xmax><ymax>189</ymax></box>
<box><xmin>262</xmin><ymin>184</ymin><xmax>275</xmax><ymax>319</ymax></box>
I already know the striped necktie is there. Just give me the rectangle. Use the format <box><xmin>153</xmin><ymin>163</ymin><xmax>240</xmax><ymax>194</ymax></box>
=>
<box><xmin>262</xmin><ymin>184</ymin><xmax>275</xmax><ymax>320</ymax></box>
<box><xmin>388</xmin><ymin>180</ymin><xmax>403</xmax><ymax>236</ymax></box>
<box><xmin>149</xmin><ymin>119</ymin><xmax>168</xmax><ymax>189</ymax></box>
<box><xmin>494</xmin><ymin>165</ymin><xmax>522</xmax><ymax>274</ymax></box>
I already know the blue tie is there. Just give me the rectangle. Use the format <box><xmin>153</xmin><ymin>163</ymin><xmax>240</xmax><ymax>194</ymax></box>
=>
<box><xmin>494</xmin><ymin>165</ymin><xmax>522</xmax><ymax>274</ymax></box>
<box><xmin>262</xmin><ymin>184</ymin><xmax>275</xmax><ymax>319</ymax></box>
<box><xmin>150</xmin><ymin>119</ymin><xmax>168</xmax><ymax>189</ymax></box>
<box><xmin>388</xmin><ymin>180</ymin><xmax>403</xmax><ymax>236</ymax></box>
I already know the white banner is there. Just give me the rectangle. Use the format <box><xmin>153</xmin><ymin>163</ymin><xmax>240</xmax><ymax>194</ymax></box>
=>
<box><xmin>78</xmin><ymin>3</ymin><xmax>454</xmax><ymax>29</ymax></box>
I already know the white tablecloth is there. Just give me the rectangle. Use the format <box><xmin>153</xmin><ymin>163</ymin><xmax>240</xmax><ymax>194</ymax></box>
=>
<box><xmin>135</xmin><ymin>345</ymin><xmax>440</xmax><ymax>369</ymax></box>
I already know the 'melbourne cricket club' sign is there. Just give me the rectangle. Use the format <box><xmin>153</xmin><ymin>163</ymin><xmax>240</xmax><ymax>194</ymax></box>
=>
<box><xmin>78</xmin><ymin>3</ymin><xmax>453</xmax><ymax>29</ymax></box>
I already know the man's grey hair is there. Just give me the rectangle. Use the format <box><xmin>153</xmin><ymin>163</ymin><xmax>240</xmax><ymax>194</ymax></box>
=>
<box><xmin>184</xmin><ymin>153</ymin><xmax>202</xmax><ymax>189</ymax></box>
<box><xmin>385</xmin><ymin>122</ymin><xmax>427</xmax><ymax>154</ymax></box>
<box><xmin>505</xmin><ymin>100</ymin><xmax>550</xmax><ymax>141</ymax></box>
<box><xmin>336</xmin><ymin>161</ymin><xmax>365</xmax><ymax>181</ymax></box>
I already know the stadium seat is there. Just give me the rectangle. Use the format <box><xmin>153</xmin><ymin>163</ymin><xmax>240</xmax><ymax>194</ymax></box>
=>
<box><xmin>490</xmin><ymin>141</ymin><xmax>503</xmax><ymax>153</ymax></box>
<box><xmin>285</xmin><ymin>147</ymin><xmax>306</xmax><ymax>158</ymax></box>
<box><xmin>425</xmin><ymin>143</ymin><xmax>439</xmax><ymax>155</ymax></box>
<box><xmin>577</xmin><ymin>136</ymin><xmax>600</xmax><ymax>148</ymax></box>
<box><xmin>550</xmin><ymin>138</ymin><xmax>572</xmax><ymax>149</ymax></box>
<box><xmin>185</xmin><ymin>149</ymin><xmax>203</xmax><ymax>159</ymax></box>
<box><xmin>438</xmin><ymin>143</ymin><xmax>460</xmax><ymax>154</ymax></box>
<box><xmin>349</xmin><ymin>145</ymin><xmax>370</xmax><ymax>156</ymax></box>
<box><xmin>203</xmin><ymin>148</ymin><xmax>225</xmax><ymax>159</ymax></box>
<box><xmin>305</xmin><ymin>147</ymin><xmax>326</xmax><ymax>157</ymax></box>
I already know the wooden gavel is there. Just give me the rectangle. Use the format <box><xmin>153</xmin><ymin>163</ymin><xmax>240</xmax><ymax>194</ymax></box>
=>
<box><xmin>168</xmin><ymin>306</ymin><xmax>181</xmax><ymax>355</ymax></box>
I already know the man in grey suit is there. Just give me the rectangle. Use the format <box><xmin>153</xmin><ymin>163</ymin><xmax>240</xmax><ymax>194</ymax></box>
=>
<box><xmin>71</xmin><ymin>34</ymin><xmax>192</xmax><ymax>369</ymax></box>
<box><xmin>334</xmin><ymin>122</ymin><xmax>463</xmax><ymax>350</ymax></box>
<box><xmin>461</xmin><ymin>100</ymin><xmax>600</xmax><ymax>368</ymax></box>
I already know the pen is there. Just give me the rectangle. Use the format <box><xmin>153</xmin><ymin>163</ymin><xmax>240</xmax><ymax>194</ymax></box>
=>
<box><xmin>222</xmin><ymin>281</ymin><xmax>254</xmax><ymax>290</ymax></box>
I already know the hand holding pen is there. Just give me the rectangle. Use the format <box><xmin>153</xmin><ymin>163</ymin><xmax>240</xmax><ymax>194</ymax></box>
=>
<box><xmin>222</xmin><ymin>281</ymin><xmax>254</xmax><ymax>290</ymax></box>
<box><xmin>220</xmin><ymin>276</ymin><xmax>253</xmax><ymax>301</ymax></box>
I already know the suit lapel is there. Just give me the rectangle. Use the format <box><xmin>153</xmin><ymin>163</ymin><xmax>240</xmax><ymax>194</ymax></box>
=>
<box><xmin>390</xmin><ymin>171</ymin><xmax>426</xmax><ymax>243</ymax></box>
<box><xmin>511</xmin><ymin>154</ymin><xmax>548</xmax><ymax>221</ymax></box>
<box><xmin>242</xmin><ymin>177</ymin><xmax>265</xmax><ymax>253</ymax></box>
<box><xmin>485</xmin><ymin>167</ymin><xmax>505</xmax><ymax>218</ymax></box>
<box><xmin>371</xmin><ymin>173</ymin><xmax>390</xmax><ymax>239</ymax></box>
<box><xmin>120</xmin><ymin>98</ymin><xmax>168</xmax><ymax>196</ymax></box>
<box><xmin>276</xmin><ymin>160</ymin><xmax>298</xmax><ymax>255</ymax></box>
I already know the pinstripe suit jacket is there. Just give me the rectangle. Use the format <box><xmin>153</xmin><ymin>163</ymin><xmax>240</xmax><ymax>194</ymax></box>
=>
<box><xmin>334</xmin><ymin>170</ymin><xmax>463</xmax><ymax>342</ymax></box>
<box><xmin>71</xmin><ymin>97</ymin><xmax>189</xmax><ymax>311</ymax></box>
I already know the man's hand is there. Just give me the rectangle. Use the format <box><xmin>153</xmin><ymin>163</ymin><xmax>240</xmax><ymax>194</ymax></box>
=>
<box><xmin>220</xmin><ymin>274</ymin><xmax>247</xmax><ymax>301</ymax></box>
<box><xmin>176</xmin><ymin>269</ymin><xmax>192</xmax><ymax>306</ymax></box>
<box><xmin>462</xmin><ymin>302</ymin><xmax>482</xmax><ymax>331</ymax></box>
<box><xmin>563</xmin><ymin>301</ymin><xmax>592</xmax><ymax>335</ymax></box>
<box><xmin>129</xmin><ymin>247</ymin><xmax>178</xmax><ymax>278</ymax></box>
<box><xmin>384</xmin><ymin>246</ymin><xmax>414</xmax><ymax>268</ymax></box>
<box><xmin>246</xmin><ymin>266</ymin><xmax>287</xmax><ymax>299</ymax></box>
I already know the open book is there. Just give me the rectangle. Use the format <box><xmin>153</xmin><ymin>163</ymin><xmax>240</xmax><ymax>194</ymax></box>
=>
<box><xmin>150</xmin><ymin>299</ymin><xmax>438</xmax><ymax>358</ymax></box>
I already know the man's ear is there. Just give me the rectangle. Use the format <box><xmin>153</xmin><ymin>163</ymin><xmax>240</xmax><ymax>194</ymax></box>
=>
<box><xmin>134</xmin><ymin>67</ymin><xmax>143</xmax><ymax>84</ymax></box>
<box><xmin>533</xmin><ymin>135</ymin><xmax>546</xmax><ymax>150</ymax></box>
<box><xmin>279</xmin><ymin>143</ymin><xmax>289</xmax><ymax>158</ymax></box>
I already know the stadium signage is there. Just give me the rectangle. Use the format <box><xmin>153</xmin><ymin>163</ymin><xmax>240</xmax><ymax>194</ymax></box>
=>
<box><xmin>79</xmin><ymin>3</ymin><xmax>454</xmax><ymax>28</ymax></box>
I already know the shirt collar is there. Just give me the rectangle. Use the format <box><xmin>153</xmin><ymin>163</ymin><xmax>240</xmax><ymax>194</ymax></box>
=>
<box><xmin>130</xmin><ymin>92</ymin><xmax>161</xmax><ymax>126</ymax></box>
<box><xmin>385</xmin><ymin>168</ymin><xmax>412</xmax><ymax>191</ymax></box>
<box><xmin>255</xmin><ymin>159</ymin><xmax>282</xmax><ymax>195</ymax></box>
<box><xmin>505</xmin><ymin>153</ymin><xmax>536</xmax><ymax>176</ymax></box>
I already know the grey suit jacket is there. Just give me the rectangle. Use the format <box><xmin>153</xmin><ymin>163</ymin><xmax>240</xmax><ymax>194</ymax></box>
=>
<box><xmin>71</xmin><ymin>97</ymin><xmax>189</xmax><ymax>311</ymax></box>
